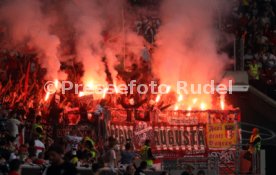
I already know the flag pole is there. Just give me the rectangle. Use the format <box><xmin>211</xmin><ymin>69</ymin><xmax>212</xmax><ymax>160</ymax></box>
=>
<box><xmin>122</xmin><ymin>6</ymin><xmax>126</xmax><ymax>70</ymax></box>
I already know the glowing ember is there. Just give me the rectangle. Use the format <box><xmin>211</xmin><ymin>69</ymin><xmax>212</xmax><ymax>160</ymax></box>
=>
<box><xmin>220</xmin><ymin>95</ymin><xmax>225</xmax><ymax>110</ymax></box>
<box><xmin>54</xmin><ymin>79</ymin><xmax>59</xmax><ymax>89</ymax></box>
<box><xmin>44</xmin><ymin>92</ymin><xmax>50</xmax><ymax>101</ymax></box>
<box><xmin>177</xmin><ymin>94</ymin><xmax>183</xmax><ymax>102</ymax></box>
<box><xmin>114</xmin><ymin>84</ymin><xmax>119</xmax><ymax>94</ymax></box>
<box><xmin>79</xmin><ymin>91</ymin><xmax>84</xmax><ymax>97</ymax></box>
<box><xmin>192</xmin><ymin>98</ymin><xmax>198</xmax><ymax>104</ymax></box>
<box><xmin>174</xmin><ymin>105</ymin><xmax>179</xmax><ymax>111</ymax></box>
<box><xmin>155</xmin><ymin>94</ymin><xmax>161</xmax><ymax>103</ymax></box>
<box><xmin>166</xmin><ymin>86</ymin><xmax>171</xmax><ymax>93</ymax></box>
<box><xmin>200</xmin><ymin>102</ymin><xmax>206</xmax><ymax>110</ymax></box>
<box><xmin>187</xmin><ymin>106</ymin><xmax>192</xmax><ymax>116</ymax></box>
<box><xmin>102</xmin><ymin>88</ymin><xmax>108</xmax><ymax>99</ymax></box>
<box><xmin>86</xmin><ymin>82</ymin><xmax>94</xmax><ymax>90</ymax></box>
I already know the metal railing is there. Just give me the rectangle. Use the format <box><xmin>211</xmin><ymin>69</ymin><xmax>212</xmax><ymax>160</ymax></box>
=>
<box><xmin>161</xmin><ymin>156</ymin><xmax>220</xmax><ymax>175</ymax></box>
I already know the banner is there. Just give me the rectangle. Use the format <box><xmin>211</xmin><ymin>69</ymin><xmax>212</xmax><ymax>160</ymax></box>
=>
<box><xmin>161</xmin><ymin>111</ymin><xmax>209</xmax><ymax>125</ymax></box>
<box><xmin>108</xmin><ymin>122</ymin><xmax>207</xmax><ymax>155</ymax></box>
<box><xmin>109</xmin><ymin>123</ymin><xmax>134</xmax><ymax>145</ymax></box>
<box><xmin>153</xmin><ymin>124</ymin><xmax>206</xmax><ymax>155</ymax></box>
<box><xmin>207</xmin><ymin>123</ymin><xmax>237</xmax><ymax>149</ymax></box>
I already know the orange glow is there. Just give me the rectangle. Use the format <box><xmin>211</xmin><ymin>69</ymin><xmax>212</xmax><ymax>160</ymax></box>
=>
<box><xmin>174</xmin><ymin>105</ymin><xmax>179</xmax><ymax>111</ymax></box>
<box><xmin>192</xmin><ymin>98</ymin><xmax>198</xmax><ymax>104</ymax></box>
<box><xmin>79</xmin><ymin>91</ymin><xmax>84</xmax><ymax>97</ymax></box>
<box><xmin>220</xmin><ymin>95</ymin><xmax>225</xmax><ymax>110</ymax></box>
<box><xmin>114</xmin><ymin>83</ymin><xmax>119</xmax><ymax>94</ymax></box>
<box><xmin>155</xmin><ymin>94</ymin><xmax>161</xmax><ymax>103</ymax></box>
<box><xmin>102</xmin><ymin>88</ymin><xmax>108</xmax><ymax>99</ymax></box>
<box><xmin>87</xmin><ymin>82</ymin><xmax>94</xmax><ymax>90</ymax></box>
<box><xmin>166</xmin><ymin>86</ymin><xmax>171</xmax><ymax>93</ymax></box>
<box><xmin>187</xmin><ymin>106</ymin><xmax>192</xmax><ymax>116</ymax></box>
<box><xmin>54</xmin><ymin>79</ymin><xmax>59</xmax><ymax>89</ymax></box>
<box><xmin>44</xmin><ymin>92</ymin><xmax>50</xmax><ymax>101</ymax></box>
<box><xmin>177</xmin><ymin>94</ymin><xmax>183</xmax><ymax>102</ymax></box>
<box><xmin>200</xmin><ymin>102</ymin><xmax>206</xmax><ymax>110</ymax></box>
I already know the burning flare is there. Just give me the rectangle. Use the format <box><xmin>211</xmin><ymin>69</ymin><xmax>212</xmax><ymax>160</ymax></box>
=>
<box><xmin>54</xmin><ymin>79</ymin><xmax>59</xmax><ymax>89</ymax></box>
<box><xmin>79</xmin><ymin>91</ymin><xmax>84</xmax><ymax>97</ymax></box>
<box><xmin>177</xmin><ymin>94</ymin><xmax>183</xmax><ymax>102</ymax></box>
<box><xmin>155</xmin><ymin>94</ymin><xmax>161</xmax><ymax>103</ymax></box>
<box><xmin>200</xmin><ymin>102</ymin><xmax>206</xmax><ymax>110</ymax></box>
<box><xmin>192</xmin><ymin>98</ymin><xmax>198</xmax><ymax>105</ymax></box>
<box><xmin>166</xmin><ymin>86</ymin><xmax>171</xmax><ymax>94</ymax></box>
<box><xmin>114</xmin><ymin>83</ymin><xmax>119</xmax><ymax>94</ymax></box>
<box><xmin>102</xmin><ymin>88</ymin><xmax>108</xmax><ymax>99</ymax></box>
<box><xmin>44</xmin><ymin>92</ymin><xmax>50</xmax><ymax>101</ymax></box>
<box><xmin>220</xmin><ymin>94</ymin><xmax>225</xmax><ymax>110</ymax></box>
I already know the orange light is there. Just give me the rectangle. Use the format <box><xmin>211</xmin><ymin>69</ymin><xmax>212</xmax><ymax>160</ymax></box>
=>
<box><xmin>155</xmin><ymin>94</ymin><xmax>161</xmax><ymax>103</ymax></box>
<box><xmin>187</xmin><ymin>106</ymin><xmax>192</xmax><ymax>116</ymax></box>
<box><xmin>192</xmin><ymin>98</ymin><xmax>198</xmax><ymax>104</ymax></box>
<box><xmin>177</xmin><ymin>94</ymin><xmax>183</xmax><ymax>102</ymax></box>
<box><xmin>44</xmin><ymin>92</ymin><xmax>50</xmax><ymax>101</ymax></box>
<box><xmin>200</xmin><ymin>102</ymin><xmax>206</xmax><ymax>110</ymax></box>
<box><xmin>166</xmin><ymin>86</ymin><xmax>171</xmax><ymax>93</ymax></box>
<box><xmin>54</xmin><ymin>79</ymin><xmax>59</xmax><ymax>89</ymax></box>
<box><xmin>114</xmin><ymin>84</ymin><xmax>119</xmax><ymax>94</ymax></box>
<box><xmin>79</xmin><ymin>91</ymin><xmax>84</xmax><ymax>97</ymax></box>
<box><xmin>220</xmin><ymin>95</ymin><xmax>225</xmax><ymax>110</ymax></box>
<box><xmin>87</xmin><ymin>82</ymin><xmax>94</xmax><ymax>89</ymax></box>
<box><xmin>102</xmin><ymin>88</ymin><xmax>108</xmax><ymax>99</ymax></box>
<box><xmin>174</xmin><ymin>105</ymin><xmax>179</xmax><ymax>111</ymax></box>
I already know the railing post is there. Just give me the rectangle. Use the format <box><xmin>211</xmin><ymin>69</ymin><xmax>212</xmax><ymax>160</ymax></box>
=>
<box><xmin>234</xmin><ymin>37</ymin><xmax>236</xmax><ymax>71</ymax></box>
<box><xmin>235</xmin><ymin>144</ymin><xmax>241</xmax><ymax>175</ymax></box>
<box><xmin>241</xmin><ymin>37</ymin><xmax>245</xmax><ymax>71</ymax></box>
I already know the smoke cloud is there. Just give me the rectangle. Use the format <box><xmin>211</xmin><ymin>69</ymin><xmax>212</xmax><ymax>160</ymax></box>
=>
<box><xmin>152</xmin><ymin>0</ymin><xmax>231</xmax><ymax>106</ymax></box>
<box><xmin>0</xmin><ymin>0</ymin><xmax>61</xmax><ymax>80</ymax></box>
<box><xmin>0</xmin><ymin>0</ymin><xmax>232</xmax><ymax>107</ymax></box>
<box><xmin>0</xmin><ymin>0</ymin><xmax>144</xmax><ymax>84</ymax></box>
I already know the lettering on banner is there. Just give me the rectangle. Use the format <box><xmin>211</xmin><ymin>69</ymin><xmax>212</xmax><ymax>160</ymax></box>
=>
<box><xmin>109</xmin><ymin>124</ymin><xmax>134</xmax><ymax>145</ymax></box>
<box><xmin>108</xmin><ymin>123</ymin><xmax>207</xmax><ymax>155</ymax></box>
<box><xmin>153</xmin><ymin>125</ymin><xmax>206</xmax><ymax>154</ymax></box>
<box><xmin>207</xmin><ymin>123</ymin><xmax>237</xmax><ymax>148</ymax></box>
<box><xmin>133</xmin><ymin>121</ymin><xmax>154</xmax><ymax>148</ymax></box>
<box><xmin>209</xmin><ymin>150</ymin><xmax>235</xmax><ymax>165</ymax></box>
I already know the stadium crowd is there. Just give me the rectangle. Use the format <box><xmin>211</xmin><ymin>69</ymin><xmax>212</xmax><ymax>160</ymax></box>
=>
<box><xmin>0</xmin><ymin>1</ymin><xmax>186</xmax><ymax>175</ymax></box>
<box><xmin>231</xmin><ymin>0</ymin><xmax>276</xmax><ymax>98</ymax></box>
<box><xmin>1</xmin><ymin>0</ymin><xmax>275</xmax><ymax>175</ymax></box>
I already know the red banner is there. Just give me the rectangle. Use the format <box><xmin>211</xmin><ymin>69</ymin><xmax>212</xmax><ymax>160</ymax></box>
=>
<box><xmin>108</xmin><ymin>122</ymin><xmax>208</xmax><ymax>158</ymax></box>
